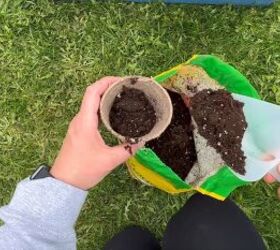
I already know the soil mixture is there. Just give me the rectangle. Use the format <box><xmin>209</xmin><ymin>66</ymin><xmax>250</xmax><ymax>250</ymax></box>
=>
<box><xmin>109</xmin><ymin>86</ymin><xmax>156</xmax><ymax>139</ymax></box>
<box><xmin>190</xmin><ymin>89</ymin><xmax>247</xmax><ymax>175</ymax></box>
<box><xmin>147</xmin><ymin>91</ymin><xmax>197</xmax><ymax>179</ymax></box>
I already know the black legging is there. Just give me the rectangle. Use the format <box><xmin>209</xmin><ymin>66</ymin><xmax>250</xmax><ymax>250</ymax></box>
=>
<box><xmin>103</xmin><ymin>193</ymin><xmax>266</xmax><ymax>250</ymax></box>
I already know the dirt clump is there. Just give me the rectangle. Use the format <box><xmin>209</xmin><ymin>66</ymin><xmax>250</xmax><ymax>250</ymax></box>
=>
<box><xmin>147</xmin><ymin>91</ymin><xmax>197</xmax><ymax>179</ymax></box>
<box><xmin>190</xmin><ymin>89</ymin><xmax>247</xmax><ymax>175</ymax></box>
<box><xmin>109</xmin><ymin>86</ymin><xmax>156</xmax><ymax>138</ymax></box>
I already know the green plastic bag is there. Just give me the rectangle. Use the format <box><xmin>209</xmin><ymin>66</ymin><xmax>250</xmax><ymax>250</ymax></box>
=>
<box><xmin>127</xmin><ymin>55</ymin><xmax>261</xmax><ymax>201</ymax></box>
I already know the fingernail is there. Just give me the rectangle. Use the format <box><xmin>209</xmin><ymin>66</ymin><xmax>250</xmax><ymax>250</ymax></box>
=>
<box><xmin>262</xmin><ymin>154</ymin><xmax>275</xmax><ymax>161</ymax></box>
<box><xmin>137</xmin><ymin>140</ymin><xmax>146</xmax><ymax>148</ymax></box>
<box><xmin>129</xmin><ymin>141</ymin><xmax>145</xmax><ymax>155</ymax></box>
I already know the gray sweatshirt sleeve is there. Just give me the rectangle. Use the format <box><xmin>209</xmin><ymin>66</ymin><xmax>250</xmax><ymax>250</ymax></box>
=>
<box><xmin>0</xmin><ymin>177</ymin><xmax>88</xmax><ymax>250</ymax></box>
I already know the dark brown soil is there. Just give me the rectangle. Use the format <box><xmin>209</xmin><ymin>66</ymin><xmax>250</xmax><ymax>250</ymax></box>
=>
<box><xmin>190</xmin><ymin>89</ymin><xmax>247</xmax><ymax>175</ymax></box>
<box><xmin>146</xmin><ymin>91</ymin><xmax>197</xmax><ymax>179</ymax></box>
<box><xmin>109</xmin><ymin>86</ymin><xmax>156</xmax><ymax>138</ymax></box>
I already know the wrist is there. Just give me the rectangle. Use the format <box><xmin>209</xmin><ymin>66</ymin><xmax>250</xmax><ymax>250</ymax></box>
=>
<box><xmin>50</xmin><ymin>163</ymin><xmax>109</xmax><ymax>191</ymax></box>
<box><xmin>50</xmin><ymin>166</ymin><xmax>85</xmax><ymax>191</ymax></box>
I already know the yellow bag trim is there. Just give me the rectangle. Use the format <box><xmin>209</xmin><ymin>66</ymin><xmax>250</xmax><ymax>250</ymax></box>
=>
<box><xmin>155</xmin><ymin>55</ymin><xmax>199</xmax><ymax>81</ymax></box>
<box><xmin>195</xmin><ymin>187</ymin><xmax>225</xmax><ymax>201</ymax></box>
<box><xmin>127</xmin><ymin>157</ymin><xmax>190</xmax><ymax>194</ymax></box>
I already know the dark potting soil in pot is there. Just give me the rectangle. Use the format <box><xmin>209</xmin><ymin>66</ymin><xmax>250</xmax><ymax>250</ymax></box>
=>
<box><xmin>190</xmin><ymin>89</ymin><xmax>247</xmax><ymax>175</ymax></box>
<box><xmin>146</xmin><ymin>91</ymin><xmax>197</xmax><ymax>179</ymax></box>
<box><xmin>109</xmin><ymin>86</ymin><xmax>156</xmax><ymax>138</ymax></box>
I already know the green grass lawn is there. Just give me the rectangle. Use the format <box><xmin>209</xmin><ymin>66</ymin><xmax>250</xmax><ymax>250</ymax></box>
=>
<box><xmin>1</xmin><ymin>0</ymin><xmax>280</xmax><ymax>249</ymax></box>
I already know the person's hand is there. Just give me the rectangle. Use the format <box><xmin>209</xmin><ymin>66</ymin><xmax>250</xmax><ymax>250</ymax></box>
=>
<box><xmin>51</xmin><ymin>77</ymin><xmax>143</xmax><ymax>190</ymax></box>
<box><xmin>263</xmin><ymin>154</ymin><xmax>280</xmax><ymax>199</ymax></box>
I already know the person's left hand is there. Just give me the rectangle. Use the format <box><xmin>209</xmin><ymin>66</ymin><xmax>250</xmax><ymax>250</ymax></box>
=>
<box><xmin>51</xmin><ymin>77</ymin><xmax>143</xmax><ymax>190</ymax></box>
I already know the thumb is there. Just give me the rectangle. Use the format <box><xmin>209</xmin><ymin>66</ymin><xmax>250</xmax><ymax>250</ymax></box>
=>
<box><xmin>109</xmin><ymin>142</ymin><xmax>145</xmax><ymax>167</ymax></box>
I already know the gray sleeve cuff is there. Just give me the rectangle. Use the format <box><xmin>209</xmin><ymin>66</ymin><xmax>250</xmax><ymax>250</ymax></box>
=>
<box><xmin>0</xmin><ymin>177</ymin><xmax>88</xmax><ymax>229</ymax></box>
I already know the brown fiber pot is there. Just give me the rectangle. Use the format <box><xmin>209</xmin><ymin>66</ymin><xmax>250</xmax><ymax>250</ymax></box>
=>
<box><xmin>100</xmin><ymin>76</ymin><xmax>173</xmax><ymax>143</ymax></box>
